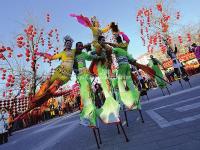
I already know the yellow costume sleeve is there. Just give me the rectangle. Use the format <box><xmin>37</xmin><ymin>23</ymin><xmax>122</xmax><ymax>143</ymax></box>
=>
<box><xmin>51</xmin><ymin>51</ymin><xmax>63</xmax><ymax>60</ymax></box>
<box><xmin>101</xmin><ymin>25</ymin><xmax>111</xmax><ymax>33</ymax></box>
<box><xmin>117</xmin><ymin>43</ymin><xmax>128</xmax><ymax>50</ymax></box>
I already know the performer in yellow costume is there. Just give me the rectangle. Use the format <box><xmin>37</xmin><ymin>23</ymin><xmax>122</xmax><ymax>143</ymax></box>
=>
<box><xmin>70</xmin><ymin>14</ymin><xmax>111</xmax><ymax>52</ymax></box>
<box><xmin>31</xmin><ymin>35</ymin><xmax>75</xmax><ymax>106</ymax></box>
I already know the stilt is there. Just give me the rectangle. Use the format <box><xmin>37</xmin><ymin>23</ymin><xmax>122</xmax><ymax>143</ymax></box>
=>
<box><xmin>146</xmin><ymin>93</ymin><xmax>150</xmax><ymax>101</ymax></box>
<box><xmin>138</xmin><ymin>109</ymin><xmax>144</xmax><ymax>123</ymax></box>
<box><xmin>161</xmin><ymin>88</ymin><xmax>165</xmax><ymax>96</ymax></box>
<box><xmin>178</xmin><ymin>79</ymin><xmax>184</xmax><ymax>89</ymax></box>
<box><xmin>187</xmin><ymin>80</ymin><xmax>192</xmax><ymax>88</ymax></box>
<box><xmin>116</xmin><ymin>124</ymin><xmax>120</xmax><ymax>134</ymax></box>
<box><xmin>93</xmin><ymin>128</ymin><xmax>100</xmax><ymax>149</ymax></box>
<box><xmin>96</xmin><ymin>128</ymin><xmax>102</xmax><ymax>144</ymax></box>
<box><xmin>123</xmin><ymin>110</ymin><xmax>129</xmax><ymax>127</ymax></box>
<box><xmin>166</xmin><ymin>87</ymin><xmax>170</xmax><ymax>95</ymax></box>
<box><xmin>119</xmin><ymin>121</ymin><xmax>129</xmax><ymax>142</ymax></box>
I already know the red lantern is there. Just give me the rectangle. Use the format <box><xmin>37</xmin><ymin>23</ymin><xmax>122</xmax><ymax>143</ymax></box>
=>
<box><xmin>176</xmin><ymin>12</ymin><xmax>180</xmax><ymax>20</ymax></box>
<box><xmin>153</xmin><ymin>35</ymin><xmax>157</xmax><ymax>45</ymax></box>
<box><xmin>0</xmin><ymin>53</ymin><xmax>4</xmax><ymax>59</ymax></box>
<box><xmin>156</xmin><ymin>3</ymin><xmax>162</xmax><ymax>12</ymax></box>
<box><xmin>187</xmin><ymin>33</ymin><xmax>191</xmax><ymax>42</ymax></box>
<box><xmin>6</xmin><ymin>83</ymin><xmax>10</xmax><ymax>87</ymax></box>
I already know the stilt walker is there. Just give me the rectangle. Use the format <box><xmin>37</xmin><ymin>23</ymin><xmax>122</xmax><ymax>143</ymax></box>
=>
<box><xmin>148</xmin><ymin>55</ymin><xmax>167</xmax><ymax>89</ymax></box>
<box><xmin>73</xmin><ymin>42</ymin><xmax>104</xmax><ymax>127</ymax></box>
<box><xmin>166</xmin><ymin>43</ymin><xmax>190</xmax><ymax>87</ymax></box>
<box><xmin>15</xmin><ymin>35</ymin><xmax>76</xmax><ymax>121</ymax></box>
<box><xmin>71</xmin><ymin>15</ymin><xmax>129</xmax><ymax>142</ymax></box>
<box><xmin>73</xmin><ymin>42</ymin><xmax>104</xmax><ymax>148</ymax></box>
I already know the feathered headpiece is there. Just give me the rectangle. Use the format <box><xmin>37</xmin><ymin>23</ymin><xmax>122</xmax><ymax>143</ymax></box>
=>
<box><xmin>63</xmin><ymin>35</ymin><xmax>74</xmax><ymax>43</ymax></box>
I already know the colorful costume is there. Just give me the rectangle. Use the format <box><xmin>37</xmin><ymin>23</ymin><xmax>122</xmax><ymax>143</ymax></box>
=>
<box><xmin>89</xmin><ymin>48</ymin><xmax>120</xmax><ymax>124</ymax></box>
<box><xmin>33</xmin><ymin>49</ymin><xmax>76</xmax><ymax>102</ymax></box>
<box><xmin>148</xmin><ymin>57</ymin><xmax>166</xmax><ymax>88</ymax></box>
<box><xmin>96</xmin><ymin>61</ymin><xmax>120</xmax><ymax>124</ymax></box>
<box><xmin>70</xmin><ymin>14</ymin><xmax>111</xmax><ymax>52</ymax></box>
<box><xmin>167</xmin><ymin>46</ymin><xmax>189</xmax><ymax>81</ymax></box>
<box><xmin>74</xmin><ymin>51</ymin><xmax>101</xmax><ymax>127</ymax></box>
<box><xmin>112</xmin><ymin>47</ymin><xmax>141</xmax><ymax>109</ymax></box>
<box><xmin>71</xmin><ymin>14</ymin><xmax>120</xmax><ymax>124</ymax></box>
<box><xmin>15</xmin><ymin>36</ymin><xmax>76</xmax><ymax>121</ymax></box>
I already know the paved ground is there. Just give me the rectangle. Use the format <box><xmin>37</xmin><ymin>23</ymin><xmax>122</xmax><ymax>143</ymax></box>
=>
<box><xmin>1</xmin><ymin>74</ymin><xmax>200</xmax><ymax>150</ymax></box>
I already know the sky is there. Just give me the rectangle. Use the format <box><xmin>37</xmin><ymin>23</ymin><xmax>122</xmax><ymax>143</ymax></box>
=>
<box><xmin>0</xmin><ymin>0</ymin><xmax>200</xmax><ymax>92</ymax></box>
<box><xmin>0</xmin><ymin>0</ymin><xmax>199</xmax><ymax>58</ymax></box>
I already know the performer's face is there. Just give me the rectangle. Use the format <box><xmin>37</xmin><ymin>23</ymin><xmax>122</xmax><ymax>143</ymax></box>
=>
<box><xmin>76</xmin><ymin>43</ymin><xmax>84</xmax><ymax>51</ymax></box>
<box><xmin>94</xmin><ymin>21</ymin><xmax>100</xmax><ymax>27</ymax></box>
<box><xmin>99</xmin><ymin>37</ymin><xmax>105</xmax><ymax>45</ymax></box>
<box><xmin>65</xmin><ymin>40</ymin><xmax>73</xmax><ymax>50</ymax></box>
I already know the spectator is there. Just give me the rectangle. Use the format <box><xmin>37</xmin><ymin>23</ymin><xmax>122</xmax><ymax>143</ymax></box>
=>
<box><xmin>58</xmin><ymin>105</ymin><xmax>63</xmax><ymax>116</ymax></box>
<box><xmin>49</xmin><ymin>103</ymin><xmax>55</xmax><ymax>118</ymax></box>
<box><xmin>7</xmin><ymin>109</ymin><xmax>13</xmax><ymax>136</ymax></box>
<box><xmin>94</xmin><ymin>83</ymin><xmax>105</xmax><ymax>108</ymax></box>
<box><xmin>75</xmin><ymin>95</ymin><xmax>81</xmax><ymax>110</ymax></box>
<box><xmin>189</xmin><ymin>43</ymin><xmax>200</xmax><ymax>64</ymax></box>
<box><xmin>0</xmin><ymin>108</ymin><xmax>9</xmax><ymax>144</ymax></box>
<box><xmin>166</xmin><ymin>44</ymin><xmax>189</xmax><ymax>81</ymax></box>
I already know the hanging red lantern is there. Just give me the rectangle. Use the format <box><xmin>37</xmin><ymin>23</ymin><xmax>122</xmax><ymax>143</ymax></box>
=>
<box><xmin>161</xmin><ymin>45</ymin><xmax>167</xmax><ymax>54</ymax></box>
<box><xmin>187</xmin><ymin>33</ymin><xmax>191</xmax><ymax>42</ymax></box>
<box><xmin>153</xmin><ymin>35</ymin><xmax>157</xmax><ymax>45</ymax></box>
<box><xmin>176</xmin><ymin>11</ymin><xmax>180</xmax><ymax>20</ymax></box>
<box><xmin>156</xmin><ymin>3</ymin><xmax>162</xmax><ymax>12</ymax></box>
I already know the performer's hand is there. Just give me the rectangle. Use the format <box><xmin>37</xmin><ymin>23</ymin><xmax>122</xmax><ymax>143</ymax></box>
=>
<box><xmin>43</xmin><ymin>53</ymin><xmax>52</xmax><ymax>59</ymax></box>
<box><xmin>84</xmin><ymin>43</ymin><xmax>92</xmax><ymax>51</ymax></box>
<box><xmin>162</xmin><ymin>66</ymin><xmax>167</xmax><ymax>71</ymax></box>
<box><xmin>131</xmin><ymin>59</ymin><xmax>137</xmax><ymax>65</ymax></box>
<box><xmin>103</xmin><ymin>42</ymin><xmax>110</xmax><ymax>45</ymax></box>
<box><xmin>35</xmin><ymin>52</ymin><xmax>43</xmax><ymax>56</ymax></box>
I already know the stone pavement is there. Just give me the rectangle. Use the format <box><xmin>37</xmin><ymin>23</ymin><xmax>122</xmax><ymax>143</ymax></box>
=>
<box><xmin>1</xmin><ymin>74</ymin><xmax>200</xmax><ymax>150</ymax></box>
<box><xmin>91</xmin><ymin>86</ymin><xmax>200</xmax><ymax>150</ymax></box>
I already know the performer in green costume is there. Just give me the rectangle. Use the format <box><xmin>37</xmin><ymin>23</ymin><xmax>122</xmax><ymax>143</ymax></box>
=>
<box><xmin>148</xmin><ymin>55</ymin><xmax>166</xmax><ymax>88</ymax></box>
<box><xmin>101</xmin><ymin>35</ymin><xmax>141</xmax><ymax>110</ymax></box>
<box><xmin>89</xmin><ymin>37</ymin><xmax>121</xmax><ymax>124</ymax></box>
<box><xmin>74</xmin><ymin>42</ymin><xmax>105</xmax><ymax>127</ymax></box>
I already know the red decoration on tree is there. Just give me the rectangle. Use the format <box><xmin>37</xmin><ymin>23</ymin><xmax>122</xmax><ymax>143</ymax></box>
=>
<box><xmin>187</xmin><ymin>33</ymin><xmax>191</xmax><ymax>42</ymax></box>
<box><xmin>156</xmin><ymin>3</ymin><xmax>162</xmax><ymax>12</ymax></box>
<box><xmin>46</xmin><ymin>13</ymin><xmax>50</xmax><ymax>22</ymax></box>
<box><xmin>176</xmin><ymin>11</ymin><xmax>180</xmax><ymax>20</ymax></box>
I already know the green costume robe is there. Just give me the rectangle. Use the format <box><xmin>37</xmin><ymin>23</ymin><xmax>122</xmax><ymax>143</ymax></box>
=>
<box><xmin>75</xmin><ymin>52</ymin><xmax>100</xmax><ymax>127</ymax></box>
<box><xmin>148</xmin><ymin>58</ymin><xmax>166</xmax><ymax>88</ymax></box>
<box><xmin>90</xmin><ymin>49</ymin><xmax>120</xmax><ymax>124</ymax></box>
<box><xmin>112</xmin><ymin>47</ymin><xmax>141</xmax><ymax>110</ymax></box>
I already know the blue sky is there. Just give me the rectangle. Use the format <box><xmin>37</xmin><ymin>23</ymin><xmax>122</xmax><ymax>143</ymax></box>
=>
<box><xmin>0</xmin><ymin>0</ymin><xmax>199</xmax><ymax>58</ymax></box>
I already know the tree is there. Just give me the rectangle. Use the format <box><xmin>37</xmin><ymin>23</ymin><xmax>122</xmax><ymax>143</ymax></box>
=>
<box><xmin>136</xmin><ymin>0</ymin><xmax>185</xmax><ymax>54</ymax></box>
<box><xmin>0</xmin><ymin>13</ymin><xmax>61</xmax><ymax>112</ymax></box>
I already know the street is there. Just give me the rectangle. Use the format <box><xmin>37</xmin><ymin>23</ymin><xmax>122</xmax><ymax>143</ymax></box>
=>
<box><xmin>1</xmin><ymin>74</ymin><xmax>200</xmax><ymax>150</ymax></box>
